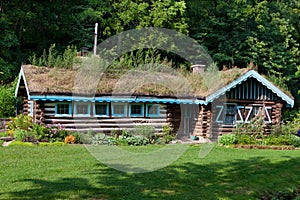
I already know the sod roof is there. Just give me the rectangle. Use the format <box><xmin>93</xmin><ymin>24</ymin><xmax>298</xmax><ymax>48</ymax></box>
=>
<box><xmin>21</xmin><ymin>64</ymin><xmax>254</xmax><ymax>99</ymax></box>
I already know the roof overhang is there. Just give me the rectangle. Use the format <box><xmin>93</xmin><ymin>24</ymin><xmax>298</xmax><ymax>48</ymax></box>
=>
<box><xmin>30</xmin><ymin>95</ymin><xmax>206</xmax><ymax>105</ymax></box>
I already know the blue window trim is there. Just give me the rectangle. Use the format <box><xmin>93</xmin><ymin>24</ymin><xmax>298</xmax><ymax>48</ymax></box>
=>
<box><xmin>111</xmin><ymin>103</ymin><xmax>127</xmax><ymax>117</ymax></box>
<box><xmin>74</xmin><ymin>102</ymin><xmax>91</xmax><ymax>117</ymax></box>
<box><xmin>94</xmin><ymin>103</ymin><xmax>109</xmax><ymax>117</ymax></box>
<box><xmin>129</xmin><ymin>103</ymin><xmax>144</xmax><ymax>117</ymax></box>
<box><xmin>146</xmin><ymin>104</ymin><xmax>160</xmax><ymax>117</ymax></box>
<box><xmin>29</xmin><ymin>101</ymin><xmax>34</xmax><ymax>117</ymax></box>
<box><xmin>55</xmin><ymin>102</ymin><xmax>72</xmax><ymax>117</ymax></box>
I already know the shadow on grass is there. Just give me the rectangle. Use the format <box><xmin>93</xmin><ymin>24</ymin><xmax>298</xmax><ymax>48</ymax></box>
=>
<box><xmin>90</xmin><ymin>157</ymin><xmax>300</xmax><ymax>199</ymax></box>
<box><xmin>6</xmin><ymin>178</ymin><xmax>103</xmax><ymax>199</ymax></box>
<box><xmin>6</xmin><ymin>149</ymin><xmax>300</xmax><ymax>199</ymax></box>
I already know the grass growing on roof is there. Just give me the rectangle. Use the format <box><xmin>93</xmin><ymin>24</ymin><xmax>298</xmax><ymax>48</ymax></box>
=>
<box><xmin>1</xmin><ymin>145</ymin><xmax>300</xmax><ymax>199</ymax></box>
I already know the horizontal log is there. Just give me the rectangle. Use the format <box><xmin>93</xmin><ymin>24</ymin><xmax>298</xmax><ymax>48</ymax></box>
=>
<box><xmin>65</xmin><ymin>127</ymin><xmax>164</xmax><ymax>132</ymax></box>
<box><xmin>44</xmin><ymin>107</ymin><xmax>55</xmax><ymax>112</ymax></box>
<box><xmin>49</xmin><ymin>122</ymin><xmax>168</xmax><ymax>128</ymax></box>
<box><xmin>44</xmin><ymin>118</ymin><xmax>167</xmax><ymax>123</ymax></box>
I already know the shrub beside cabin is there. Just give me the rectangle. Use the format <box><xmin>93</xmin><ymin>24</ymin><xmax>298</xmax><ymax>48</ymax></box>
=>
<box><xmin>15</xmin><ymin>65</ymin><xmax>294</xmax><ymax>139</ymax></box>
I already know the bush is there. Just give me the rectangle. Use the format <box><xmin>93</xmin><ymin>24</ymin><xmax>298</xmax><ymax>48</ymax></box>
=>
<box><xmin>71</xmin><ymin>132</ymin><xmax>82</xmax><ymax>143</ymax></box>
<box><xmin>64</xmin><ymin>135</ymin><xmax>75</xmax><ymax>144</ymax></box>
<box><xmin>288</xmin><ymin>135</ymin><xmax>300</xmax><ymax>147</ymax></box>
<box><xmin>218</xmin><ymin>134</ymin><xmax>237</xmax><ymax>145</ymax></box>
<box><xmin>6</xmin><ymin>115</ymin><xmax>33</xmax><ymax>136</ymax></box>
<box><xmin>264</xmin><ymin>134</ymin><xmax>300</xmax><ymax>147</ymax></box>
<box><xmin>52</xmin><ymin>141</ymin><xmax>66</xmax><ymax>146</ymax></box>
<box><xmin>0</xmin><ymin>132</ymin><xmax>7</xmax><ymax>137</ymax></box>
<box><xmin>133</xmin><ymin>125</ymin><xmax>155</xmax><ymax>138</ymax></box>
<box><xmin>107</xmin><ymin>136</ymin><xmax>117</xmax><ymax>145</ymax></box>
<box><xmin>77</xmin><ymin>132</ymin><xmax>92</xmax><ymax>144</ymax></box>
<box><xmin>0</xmin><ymin>140</ymin><xmax>3</xmax><ymax>147</ymax></box>
<box><xmin>233</xmin><ymin>114</ymin><xmax>267</xmax><ymax>139</ymax></box>
<box><xmin>91</xmin><ymin>133</ymin><xmax>109</xmax><ymax>145</ymax></box>
<box><xmin>8</xmin><ymin>141</ymin><xmax>34</xmax><ymax>147</ymax></box>
<box><xmin>38</xmin><ymin>142</ymin><xmax>52</xmax><ymax>146</ymax></box>
<box><xmin>0</xmin><ymin>84</ymin><xmax>16</xmax><ymax>118</ymax></box>
<box><xmin>13</xmin><ymin>129</ymin><xmax>31</xmax><ymax>141</ymax></box>
<box><xmin>236</xmin><ymin>134</ymin><xmax>257</xmax><ymax>145</ymax></box>
<box><xmin>32</xmin><ymin>124</ymin><xmax>49</xmax><ymax>141</ymax></box>
<box><xmin>162</xmin><ymin>125</ymin><xmax>175</xmax><ymax>144</ymax></box>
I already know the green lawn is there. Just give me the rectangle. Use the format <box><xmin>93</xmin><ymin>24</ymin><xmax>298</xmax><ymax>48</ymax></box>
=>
<box><xmin>1</xmin><ymin>144</ymin><xmax>300</xmax><ymax>199</ymax></box>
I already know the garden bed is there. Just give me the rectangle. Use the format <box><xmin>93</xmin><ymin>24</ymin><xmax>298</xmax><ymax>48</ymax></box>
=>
<box><xmin>234</xmin><ymin>144</ymin><xmax>295</xmax><ymax>150</ymax></box>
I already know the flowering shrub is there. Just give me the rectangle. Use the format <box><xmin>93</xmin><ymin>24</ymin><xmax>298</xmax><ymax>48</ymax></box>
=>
<box><xmin>6</xmin><ymin>115</ymin><xmax>33</xmax><ymax>136</ymax></box>
<box><xmin>64</xmin><ymin>135</ymin><xmax>75</xmax><ymax>144</ymax></box>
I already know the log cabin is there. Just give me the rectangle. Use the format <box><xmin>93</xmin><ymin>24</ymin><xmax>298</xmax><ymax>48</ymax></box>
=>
<box><xmin>15</xmin><ymin>64</ymin><xmax>294</xmax><ymax>139</ymax></box>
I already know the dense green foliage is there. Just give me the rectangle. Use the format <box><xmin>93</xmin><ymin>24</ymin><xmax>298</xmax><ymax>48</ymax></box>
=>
<box><xmin>0</xmin><ymin>0</ymin><xmax>299</xmax><ymax>105</ymax></box>
<box><xmin>6</xmin><ymin>115</ymin><xmax>80</xmax><ymax>143</ymax></box>
<box><xmin>0</xmin><ymin>84</ymin><xmax>15</xmax><ymax>117</ymax></box>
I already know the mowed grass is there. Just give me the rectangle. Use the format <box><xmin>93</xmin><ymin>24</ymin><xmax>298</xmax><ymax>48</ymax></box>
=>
<box><xmin>1</xmin><ymin>144</ymin><xmax>300</xmax><ymax>199</ymax></box>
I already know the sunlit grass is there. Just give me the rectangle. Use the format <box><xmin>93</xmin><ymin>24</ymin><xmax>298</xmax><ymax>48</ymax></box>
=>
<box><xmin>1</xmin><ymin>145</ymin><xmax>300</xmax><ymax>199</ymax></box>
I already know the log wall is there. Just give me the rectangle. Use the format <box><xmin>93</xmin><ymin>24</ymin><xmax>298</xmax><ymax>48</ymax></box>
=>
<box><xmin>208</xmin><ymin>100</ymin><xmax>284</xmax><ymax>136</ymax></box>
<box><xmin>39</xmin><ymin>101</ymin><xmax>168</xmax><ymax>132</ymax></box>
<box><xmin>193</xmin><ymin>105</ymin><xmax>212</xmax><ymax>138</ymax></box>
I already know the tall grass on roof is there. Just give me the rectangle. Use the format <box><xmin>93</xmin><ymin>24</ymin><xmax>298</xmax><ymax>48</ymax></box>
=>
<box><xmin>29</xmin><ymin>44</ymin><xmax>78</xmax><ymax>69</ymax></box>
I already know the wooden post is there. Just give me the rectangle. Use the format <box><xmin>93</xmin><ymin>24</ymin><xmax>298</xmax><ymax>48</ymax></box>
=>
<box><xmin>93</xmin><ymin>23</ymin><xmax>98</xmax><ymax>55</ymax></box>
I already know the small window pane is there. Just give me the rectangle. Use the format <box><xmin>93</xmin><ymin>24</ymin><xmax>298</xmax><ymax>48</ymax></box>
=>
<box><xmin>76</xmin><ymin>104</ymin><xmax>89</xmax><ymax>115</ymax></box>
<box><xmin>57</xmin><ymin>103</ymin><xmax>70</xmax><ymax>115</ymax></box>
<box><xmin>95</xmin><ymin>104</ymin><xmax>108</xmax><ymax>115</ymax></box>
<box><xmin>147</xmin><ymin>104</ymin><xmax>159</xmax><ymax>116</ymax></box>
<box><xmin>224</xmin><ymin>104</ymin><xmax>236</xmax><ymax>125</ymax></box>
<box><xmin>131</xmin><ymin>105</ymin><xmax>142</xmax><ymax>115</ymax></box>
<box><xmin>114</xmin><ymin>104</ymin><xmax>125</xmax><ymax>115</ymax></box>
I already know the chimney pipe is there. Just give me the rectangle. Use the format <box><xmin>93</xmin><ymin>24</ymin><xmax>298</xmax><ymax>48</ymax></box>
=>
<box><xmin>191</xmin><ymin>64</ymin><xmax>206</xmax><ymax>73</ymax></box>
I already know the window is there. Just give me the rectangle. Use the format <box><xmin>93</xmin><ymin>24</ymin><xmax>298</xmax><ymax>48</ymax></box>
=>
<box><xmin>112</xmin><ymin>103</ymin><xmax>127</xmax><ymax>117</ymax></box>
<box><xmin>94</xmin><ymin>103</ymin><xmax>109</xmax><ymax>116</ymax></box>
<box><xmin>146</xmin><ymin>104</ymin><xmax>160</xmax><ymax>117</ymax></box>
<box><xmin>55</xmin><ymin>102</ymin><xmax>71</xmax><ymax>116</ymax></box>
<box><xmin>130</xmin><ymin>104</ymin><xmax>144</xmax><ymax>117</ymax></box>
<box><xmin>29</xmin><ymin>101</ymin><xmax>34</xmax><ymax>116</ymax></box>
<box><xmin>215</xmin><ymin>103</ymin><xmax>237</xmax><ymax>125</ymax></box>
<box><xmin>245</xmin><ymin>106</ymin><xmax>272</xmax><ymax>123</ymax></box>
<box><xmin>74</xmin><ymin>102</ymin><xmax>90</xmax><ymax>116</ymax></box>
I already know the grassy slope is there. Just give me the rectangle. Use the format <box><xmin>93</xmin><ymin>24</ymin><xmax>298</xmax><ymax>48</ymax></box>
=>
<box><xmin>0</xmin><ymin>145</ymin><xmax>300</xmax><ymax>199</ymax></box>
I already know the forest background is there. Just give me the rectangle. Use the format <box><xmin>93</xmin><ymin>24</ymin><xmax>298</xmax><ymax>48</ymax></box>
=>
<box><xmin>0</xmin><ymin>0</ymin><xmax>299</xmax><ymax>117</ymax></box>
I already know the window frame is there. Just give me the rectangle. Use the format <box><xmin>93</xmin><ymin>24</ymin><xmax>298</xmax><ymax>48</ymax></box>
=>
<box><xmin>215</xmin><ymin>103</ymin><xmax>237</xmax><ymax>125</ymax></box>
<box><xmin>146</xmin><ymin>104</ymin><xmax>160</xmax><ymax>117</ymax></box>
<box><xmin>28</xmin><ymin>101</ymin><xmax>34</xmax><ymax>117</ymax></box>
<box><xmin>129</xmin><ymin>103</ymin><xmax>144</xmax><ymax>117</ymax></box>
<box><xmin>55</xmin><ymin>102</ymin><xmax>72</xmax><ymax>117</ymax></box>
<box><xmin>111</xmin><ymin>103</ymin><xmax>127</xmax><ymax>117</ymax></box>
<box><xmin>94</xmin><ymin>103</ymin><xmax>109</xmax><ymax>117</ymax></box>
<box><xmin>74</xmin><ymin>102</ymin><xmax>91</xmax><ymax>117</ymax></box>
<box><xmin>223</xmin><ymin>103</ymin><xmax>237</xmax><ymax>125</ymax></box>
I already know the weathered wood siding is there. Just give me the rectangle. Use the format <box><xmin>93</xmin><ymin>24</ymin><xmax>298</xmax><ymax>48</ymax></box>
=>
<box><xmin>166</xmin><ymin>104</ymin><xmax>181</xmax><ymax>133</ymax></box>
<box><xmin>39</xmin><ymin>101</ymin><xmax>168</xmax><ymax>132</ymax></box>
<box><xmin>193</xmin><ymin>105</ymin><xmax>212</xmax><ymax>138</ymax></box>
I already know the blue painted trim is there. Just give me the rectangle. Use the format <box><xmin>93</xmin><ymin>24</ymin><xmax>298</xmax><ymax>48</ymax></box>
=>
<box><xmin>146</xmin><ymin>104</ymin><xmax>160</xmax><ymax>117</ymax></box>
<box><xmin>29</xmin><ymin>101</ymin><xmax>34</xmax><ymax>117</ymax></box>
<box><xmin>55</xmin><ymin>102</ymin><xmax>72</xmax><ymax>117</ymax></box>
<box><xmin>129</xmin><ymin>103</ymin><xmax>144</xmax><ymax>117</ymax></box>
<box><xmin>94</xmin><ymin>103</ymin><xmax>109</xmax><ymax>117</ymax></box>
<box><xmin>111</xmin><ymin>103</ymin><xmax>127</xmax><ymax>117</ymax></box>
<box><xmin>30</xmin><ymin>95</ymin><xmax>203</xmax><ymax>104</ymax></box>
<box><xmin>205</xmin><ymin>70</ymin><xmax>294</xmax><ymax>107</ymax></box>
<box><xmin>74</xmin><ymin>102</ymin><xmax>91</xmax><ymax>117</ymax></box>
